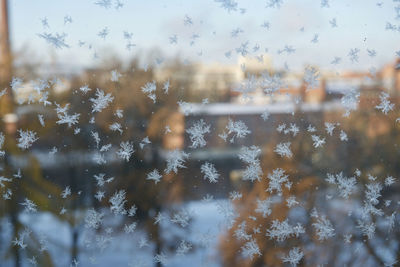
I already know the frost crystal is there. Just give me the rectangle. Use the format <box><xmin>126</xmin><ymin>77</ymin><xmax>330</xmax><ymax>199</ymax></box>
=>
<box><xmin>311</xmin><ymin>135</ymin><xmax>326</xmax><ymax>148</ymax></box>
<box><xmin>85</xmin><ymin>209</ymin><xmax>104</xmax><ymax>229</ymax></box>
<box><xmin>20</xmin><ymin>198</ymin><xmax>37</xmax><ymax>213</ymax></box>
<box><xmin>146</xmin><ymin>169</ymin><xmax>162</xmax><ymax>184</ymax></box>
<box><xmin>90</xmin><ymin>89</ymin><xmax>114</xmax><ymax>113</ymax></box>
<box><xmin>55</xmin><ymin>104</ymin><xmax>80</xmax><ymax>127</ymax></box>
<box><xmin>186</xmin><ymin>119</ymin><xmax>210</xmax><ymax>148</ymax></box>
<box><xmin>176</xmin><ymin>240</ymin><xmax>192</xmax><ymax>256</ymax></box>
<box><xmin>110</xmin><ymin>69</ymin><xmax>122</xmax><ymax>82</ymax></box>
<box><xmin>109</xmin><ymin>190</ymin><xmax>127</xmax><ymax>215</ymax></box>
<box><xmin>266</xmin><ymin>0</ymin><xmax>284</xmax><ymax>8</ymax></box>
<box><xmin>215</xmin><ymin>0</ymin><xmax>238</xmax><ymax>12</ymax></box>
<box><xmin>282</xmin><ymin>247</ymin><xmax>304</xmax><ymax>267</ymax></box>
<box><xmin>313</xmin><ymin>215</ymin><xmax>335</xmax><ymax>241</ymax></box>
<box><xmin>303</xmin><ymin>66</ymin><xmax>320</xmax><ymax>90</ymax></box>
<box><xmin>116</xmin><ymin>141</ymin><xmax>134</xmax><ymax>162</ymax></box>
<box><xmin>375</xmin><ymin>92</ymin><xmax>394</xmax><ymax>114</ymax></box>
<box><xmin>171</xmin><ymin>209</ymin><xmax>191</xmax><ymax>227</ymax></box>
<box><xmin>17</xmin><ymin>130</ymin><xmax>38</xmax><ymax>150</ymax></box>
<box><xmin>141</xmin><ymin>81</ymin><xmax>157</xmax><ymax>103</ymax></box>
<box><xmin>164</xmin><ymin>149</ymin><xmax>189</xmax><ymax>174</ymax></box>
<box><xmin>255</xmin><ymin>198</ymin><xmax>272</xmax><ymax>217</ymax></box>
<box><xmin>267</xmin><ymin>168</ymin><xmax>290</xmax><ymax>196</ymax></box>
<box><xmin>348</xmin><ymin>48</ymin><xmax>360</xmax><ymax>63</ymax></box>
<box><xmin>37</xmin><ymin>32</ymin><xmax>69</xmax><ymax>49</ymax></box>
<box><xmin>326</xmin><ymin>172</ymin><xmax>357</xmax><ymax>199</ymax></box>
<box><xmin>239</xmin><ymin>146</ymin><xmax>262</xmax><ymax>182</ymax></box>
<box><xmin>226</xmin><ymin>118</ymin><xmax>250</xmax><ymax>142</ymax></box>
<box><xmin>324</xmin><ymin>122</ymin><xmax>336</xmax><ymax>136</ymax></box>
<box><xmin>274</xmin><ymin>142</ymin><xmax>292</xmax><ymax>158</ymax></box>
<box><xmin>241</xmin><ymin>239</ymin><xmax>261</xmax><ymax>259</ymax></box>
<box><xmin>201</xmin><ymin>162</ymin><xmax>220</xmax><ymax>183</ymax></box>
<box><xmin>266</xmin><ymin>219</ymin><xmax>305</xmax><ymax>242</ymax></box>
<box><xmin>261</xmin><ymin>72</ymin><xmax>286</xmax><ymax>95</ymax></box>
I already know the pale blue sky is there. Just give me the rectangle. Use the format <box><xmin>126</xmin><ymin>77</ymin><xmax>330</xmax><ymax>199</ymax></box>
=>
<box><xmin>8</xmin><ymin>0</ymin><xmax>400</xmax><ymax>72</ymax></box>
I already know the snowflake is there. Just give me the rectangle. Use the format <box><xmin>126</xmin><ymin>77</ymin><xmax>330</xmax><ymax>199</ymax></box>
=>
<box><xmin>312</xmin><ymin>215</ymin><xmax>335</xmax><ymax>241</ymax></box>
<box><xmin>0</xmin><ymin>176</ymin><xmax>12</xmax><ymax>188</ymax></box>
<box><xmin>115</xmin><ymin>109</ymin><xmax>124</xmax><ymax>118</ymax></box>
<box><xmin>243</xmin><ymin>163</ymin><xmax>263</xmax><ymax>182</ymax></box>
<box><xmin>357</xmin><ymin>220</ymin><xmax>376</xmax><ymax>239</ymax></box>
<box><xmin>214</xmin><ymin>0</ymin><xmax>238</xmax><ymax>12</ymax></box>
<box><xmin>235</xmin><ymin>41</ymin><xmax>249</xmax><ymax>56</ymax></box>
<box><xmin>384</xmin><ymin>176</ymin><xmax>396</xmax><ymax>186</ymax></box>
<box><xmin>274</xmin><ymin>142</ymin><xmax>292</xmax><ymax>158</ymax></box>
<box><xmin>109</xmin><ymin>190</ymin><xmax>127</xmax><ymax>215</ymax></box>
<box><xmin>37</xmin><ymin>32</ymin><xmax>69</xmax><ymax>49</ymax></box>
<box><xmin>234</xmin><ymin>221</ymin><xmax>251</xmax><ymax>241</ymax></box>
<box><xmin>94</xmin><ymin>0</ymin><xmax>112</xmax><ymax>9</ymax></box>
<box><xmin>266</xmin><ymin>219</ymin><xmax>305</xmax><ymax>242</ymax></box>
<box><xmin>329</xmin><ymin>18</ymin><xmax>337</xmax><ymax>27</ymax></box>
<box><xmin>124</xmin><ymin>222</ymin><xmax>137</xmax><ymax>234</ymax></box>
<box><xmin>139</xmin><ymin>136</ymin><xmax>151</xmax><ymax>149</ymax></box>
<box><xmin>38</xmin><ymin>114</ymin><xmax>45</xmax><ymax>127</ymax></box>
<box><xmin>311</xmin><ymin>135</ymin><xmax>326</xmax><ymax>148</ymax></box>
<box><xmin>10</xmin><ymin>77</ymin><xmax>23</xmax><ymax>93</ymax></box>
<box><xmin>110</xmin><ymin>69</ymin><xmax>122</xmax><ymax>82</ymax></box>
<box><xmin>17</xmin><ymin>129</ymin><xmax>38</xmax><ymax>150</ymax></box>
<box><xmin>80</xmin><ymin>85</ymin><xmax>91</xmax><ymax>94</ymax></box>
<box><xmin>90</xmin><ymin>88</ymin><xmax>114</xmax><ymax>113</ymax></box>
<box><xmin>348</xmin><ymin>48</ymin><xmax>360</xmax><ymax>63</ymax></box>
<box><xmin>255</xmin><ymin>198</ymin><xmax>272</xmax><ymax>217</ymax></box>
<box><xmin>226</xmin><ymin>118</ymin><xmax>251</xmax><ymax>142</ymax></box>
<box><xmin>365</xmin><ymin>182</ymin><xmax>382</xmax><ymax>205</ymax></box>
<box><xmin>85</xmin><ymin>209</ymin><xmax>104</xmax><ymax>229</ymax></box>
<box><xmin>169</xmin><ymin>34</ymin><xmax>178</xmax><ymax>44</ymax></box>
<box><xmin>267</xmin><ymin>168</ymin><xmax>290</xmax><ymax>195</ymax></box>
<box><xmin>98</xmin><ymin>27</ymin><xmax>109</xmax><ymax>40</ymax></box>
<box><xmin>229</xmin><ymin>191</ymin><xmax>242</xmax><ymax>200</ymax></box>
<box><xmin>116</xmin><ymin>141</ymin><xmax>134</xmax><ymax>161</ymax></box>
<box><xmin>55</xmin><ymin>104</ymin><xmax>80</xmax><ymax>127</ymax></box>
<box><xmin>171</xmin><ymin>208</ymin><xmax>191</xmax><ymax>227</ymax></box>
<box><xmin>234</xmin><ymin>74</ymin><xmax>258</xmax><ymax>101</ymax></box>
<box><xmin>320</xmin><ymin>0</ymin><xmax>329</xmax><ymax>8</ymax></box>
<box><xmin>141</xmin><ymin>81</ymin><xmax>157</xmax><ymax>103</ymax></box>
<box><xmin>186</xmin><ymin>119</ymin><xmax>210</xmax><ymax>148</ymax></box>
<box><xmin>286</xmin><ymin>196</ymin><xmax>299</xmax><ymax>208</ymax></box>
<box><xmin>303</xmin><ymin>66</ymin><xmax>320</xmax><ymax>90</ymax></box>
<box><xmin>146</xmin><ymin>169</ymin><xmax>162</xmax><ymax>184</ymax></box>
<box><xmin>375</xmin><ymin>92</ymin><xmax>394</xmax><ymax>114</ymax></box>
<box><xmin>109</xmin><ymin>122</ymin><xmax>123</xmax><ymax>134</ymax></box>
<box><xmin>326</xmin><ymin>172</ymin><xmax>357</xmax><ymax>199</ymax></box>
<box><xmin>61</xmin><ymin>186</ymin><xmax>71</xmax><ymax>198</ymax></box>
<box><xmin>201</xmin><ymin>162</ymin><xmax>220</xmax><ymax>183</ymax></box>
<box><xmin>241</xmin><ymin>239</ymin><xmax>261</xmax><ymax>259</ymax></box>
<box><xmin>260</xmin><ymin>72</ymin><xmax>286</xmax><ymax>95</ymax></box>
<box><xmin>164</xmin><ymin>149</ymin><xmax>189</xmax><ymax>174</ymax></box>
<box><xmin>238</xmin><ymin>146</ymin><xmax>261</xmax><ymax>164</ymax></box>
<box><xmin>324</xmin><ymin>122</ymin><xmax>336</xmax><ymax>136</ymax></box>
<box><xmin>261</xmin><ymin>109</ymin><xmax>270</xmax><ymax>121</ymax></box>
<box><xmin>178</xmin><ymin>101</ymin><xmax>194</xmax><ymax>116</ymax></box>
<box><xmin>154</xmin><ymin>252</ymin><xmax>168</xmax><ymax>265</ymax></box>
<box><xmin>20</xmin><ymin>198</ymin><xmax>37</xmax><ymax>213</ymax></box>
<box><xmin>282</xmin><ymin>247</ymin><xmax>304</xmax><ymax>267</ymax></box>
<box><xmin>176</xmin><ymin>240</ymin><xmax>192</xmax><ymax>256</ymax></box>
<box><xmin>339</xmin><ymin>130</ymin><xmax>348</xmax><ymax>141</ymax></box>
<box><xmin>266</xmin><ymin>0</ymin><xmax>284</xmax><ymax>8</ymax></box>
<box><xmin>94</xmin><ymin>191</ymin><xmax>105</xmax><ymax>201</ymax></box>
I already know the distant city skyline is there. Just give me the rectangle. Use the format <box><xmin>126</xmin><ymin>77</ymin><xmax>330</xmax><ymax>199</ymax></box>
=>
<box><xmin>8</xmin><ymin>0</ymin><xmax>400</xmax><ymax>72</ymax></box>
